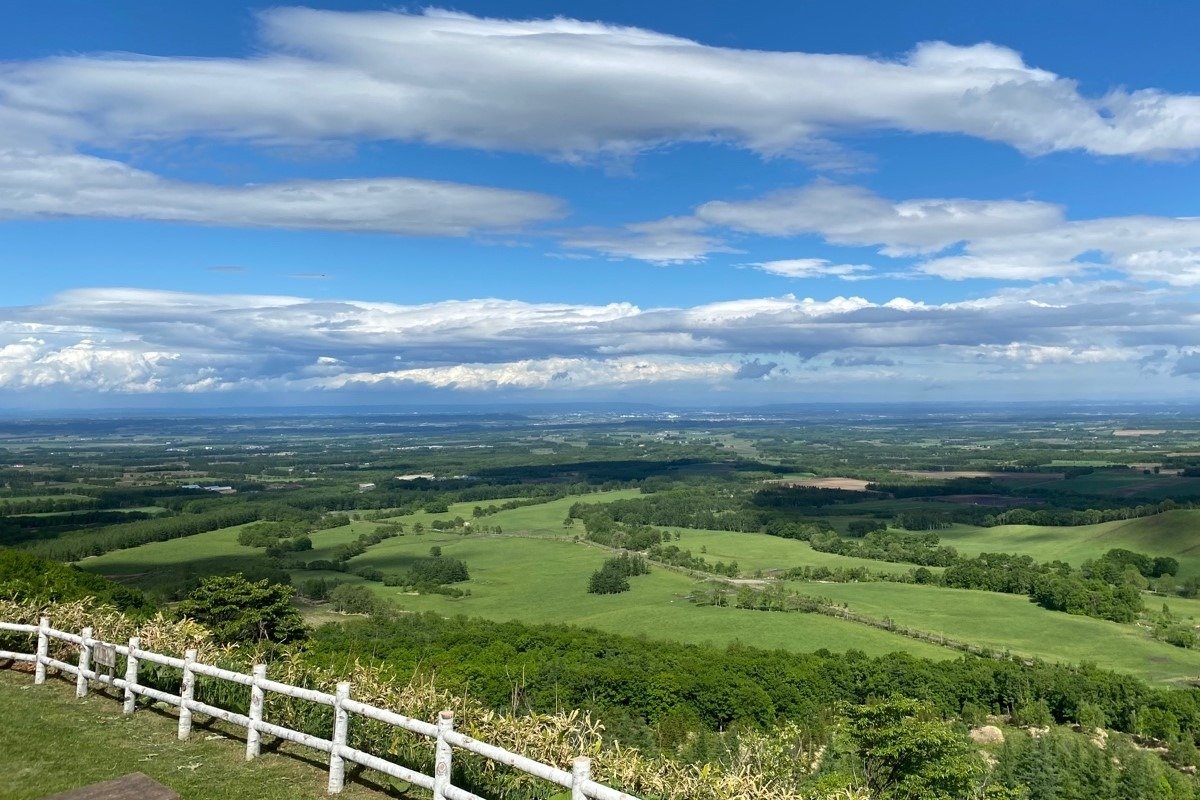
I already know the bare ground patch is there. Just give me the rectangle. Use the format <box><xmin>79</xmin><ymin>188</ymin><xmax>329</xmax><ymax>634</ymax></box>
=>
<box><xmin>775</xmin><ymin>477</ymin><xmax>874</xmax><ymax>491</ymax></box>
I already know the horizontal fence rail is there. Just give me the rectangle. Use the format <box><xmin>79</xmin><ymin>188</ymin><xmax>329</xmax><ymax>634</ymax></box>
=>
<box><xmin>0</xmin><ymin>618</ymin><xmax>640</xmax><ymax>800</ymax></box>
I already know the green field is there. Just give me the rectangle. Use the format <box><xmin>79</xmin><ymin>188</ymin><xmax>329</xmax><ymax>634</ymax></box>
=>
<box><xmin>1049</xmin><ymin>471</ymin><xmax>1200</xmax><ymax>500</ymax></box>
<box><xmin>805</xmin><ymin>581</ymin><xmax>1200</xmax><ymax>683</ymax></box>
<box><xmin>70</xmin><ymin>492</ymin><xmax>1200</xmax><ymax>679</ymax></box>
<box><xmin>661</xmin><ymin>527</ymin><xmax>930</xmax><ymax>576</ymax></box>
<box><xmin>0</xmin><ymin>493</ymin><xmax>93</xmax><ymax>504</ymax></box>
<box><xmin>341</xmin><ymin>532</ymin><xmax>952</xmax><ymax>660</ymax></box>
<box><xmin>382</xmin><ymin>489</ymin><xmax>644</xmax><ymax>534</ymax></box>
<box><xmin>14</xmin><ymin>505</ymin><xmax>167</xmax><ymax>518</ymax></box>
<box><xmin>72</xmin><ymin>492</ymin><xmax>641</xmax><ymax>591</ymax></box>
<box><xmin>940</xmin><ymin>510</ymin><xmax>1200</xmax><ymax>575</ymax></box>
<box><xmin>78</xmin><ymin>523</ymin><xmax>268</xmax><ymax>589</ymax></box>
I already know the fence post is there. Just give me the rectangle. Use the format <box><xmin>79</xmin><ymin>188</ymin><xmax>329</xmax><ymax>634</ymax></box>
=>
<box><xmin>123</xmin><ymin>636</ymin><xmax>140</xmax><ymax>715</ymax></box>
<box><xmin>34</xmin><ymin>617</ymin><xmax>49</xmax><ymax>685</ymax></box>
<box><xmin>178</xmin><ymin>648</ymin><xmax>197</xmax><ymax>740</ymax></box>
<box><xmin>572</xmin><ymin>756</ymin><xmax>591</xmax><ymax>800</ymax></box>
<box><xmin>246</xmin><ymin>664</ymin><xmax>266</xmax><ymax>761</ymax></box>
<box><xmin>434</xmin><ymin>710</ymin><xmax>454</xmax><ymax>800</ymax></box>
<box><xmin>75</xmin><ymin>626</ymin><xmax>93</xmax><ymax>698</ymax></box>
<box><xmin>328</xmin><ymin>681</ymin><xmax>351</xmax><ymax>794</ymax></box>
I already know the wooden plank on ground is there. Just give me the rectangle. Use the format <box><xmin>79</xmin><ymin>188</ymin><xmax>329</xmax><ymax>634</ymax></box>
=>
<box><xmin>38</xmin><ymin>772</ymin><xmax>180</xmax><ymax>800</ymax></box>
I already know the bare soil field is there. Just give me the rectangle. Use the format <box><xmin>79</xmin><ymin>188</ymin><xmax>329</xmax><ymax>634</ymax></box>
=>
<box><xmin>1114</xmin><ymin>429</ymin><xmax>1167</xmax><ymax>436</ymax></box>
<box><xmin>893</xmin><ymin>470</ymin><xmax>1064</xmax><ymax>485</ymax></box>
<box><xmin>777</xmin><ymin>477</ymin><xmax>874</xmax><ymax>491</ymax></box>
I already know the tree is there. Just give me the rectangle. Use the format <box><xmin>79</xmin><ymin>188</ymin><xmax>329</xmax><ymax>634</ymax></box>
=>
<box><xmin>329</xmin><ymin>583</ymin><xmax>377</xmax><ymax>615</ymax></box>
<box><xmin>176</xmin><ymin>574</ymin><xmax>305</xmax><ymax>644</ymax></box>
<box><xmin>587</xmin><ymin>566</ymin><xmax>630</xmax><ymax>594</ymax></box>
<box><xmin>837</xmin><ymin>697</ymin><xmax>981</xmax><ymax>800</ymax></box>
<box><xmin>1076</xmin><ymin>701</ymin><xmax>1107</xmax><ymax>731</ymax></box>
<box><xmin>429</xmin><ymin>546</ymin><xmax>442</xmax><ymax>558</ymax></box>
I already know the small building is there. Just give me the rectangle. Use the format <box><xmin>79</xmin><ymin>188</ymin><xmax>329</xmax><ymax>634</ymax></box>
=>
<box><xmin>358</xmin><ymin>482</ymin><xmax>377</xmax><ymax>492</ymax></box>
<box><xmin>202</xmin><ymin>485</ymin><xmax>237</xmax><ymax>495</ymax></box>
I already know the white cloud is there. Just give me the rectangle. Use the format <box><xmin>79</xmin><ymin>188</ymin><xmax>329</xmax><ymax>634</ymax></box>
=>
<box><xmin>746</xmin><ymin>258</ymin><xmax>875</xmax><ymax>280</ymax></box>
<box><xmin>3</xmin><ymin>8</ymin><xmax>1200</xmax><ymax>161</ymax></box>
<box><xmin>562</xmin><ymin>217</ymin><xmax>732</xmax><ymax>263</ymax></box>
<box><xmin>0</xmin><ymin>338</ymin><xmax>186</xmax><ymax>393</ymax></box>
<box><xmin>575</xmin><ymin>182</ymin><xmax>1200</xmax><ymax>285</ymax></box>
<box><xmin>1</xmin><ymin>283</ymin><xmax>1197</xmax><ymax>396</ymax></box>
<box><xmin>698</xmin><ymin>183</ymin><xmax>1063</xmax><ymax>254</ymax></box>
<box><xmin>319</xmin><ymin>357</ymin><xmax>737</xmax><ymax>391</ymax></box>
<box><xmin>975</xmin><ymin>343</ymin><xmax>1142</xmax><ymax>365</ymax></box>
<box><xmin>0</xmin><ymin>150</ymin><xmax>564</xmax><ymax>235</ymax></box>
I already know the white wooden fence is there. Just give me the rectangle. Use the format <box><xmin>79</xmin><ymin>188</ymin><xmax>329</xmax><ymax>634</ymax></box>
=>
<box><xmin>0</xmin><ymin>618</ymin><xmax>640</xmax><ymax>800</ymax></box>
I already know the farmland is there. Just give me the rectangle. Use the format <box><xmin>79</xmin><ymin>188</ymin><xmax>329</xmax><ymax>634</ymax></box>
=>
<box><xmin>0</xmin><ymin>406</ymin><xmax>1184</xmax><ymax>686</ymax></box>
<box><xmin>11</xmin><ymin>405</ymin><xmax>1200</xmax><ymax>799</ymax></box>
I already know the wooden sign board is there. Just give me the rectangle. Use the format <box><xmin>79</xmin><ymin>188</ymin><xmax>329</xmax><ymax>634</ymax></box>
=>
<box><xmin>93</xmin><ymin>642</ymin><xmax>117</xmax><ymax>669</ymax></box>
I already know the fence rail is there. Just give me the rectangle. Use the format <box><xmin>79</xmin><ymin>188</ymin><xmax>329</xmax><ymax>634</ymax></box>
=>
<box><xmin>0</xmin><ymin>618</ymin><xmax>639</xmax><ymax>800</ymax></box>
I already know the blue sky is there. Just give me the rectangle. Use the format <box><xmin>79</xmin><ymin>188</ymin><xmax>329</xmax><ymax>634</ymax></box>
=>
<box><xmin>2</xmin><ymin>2</ymin><xmax>1200</xmax><ymax>406</ymax></box>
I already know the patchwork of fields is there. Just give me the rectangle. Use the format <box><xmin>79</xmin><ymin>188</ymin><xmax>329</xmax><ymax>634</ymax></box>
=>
<box><xmin>73</xmin><ymin>485</ymin><xmax>1200</xmax><ymax>685</ymax></box>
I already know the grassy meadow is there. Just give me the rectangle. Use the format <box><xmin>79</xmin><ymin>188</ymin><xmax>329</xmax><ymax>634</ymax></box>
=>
<box><xmin>342</xmin><ymin>531</ymin><xmax>952</xmax><ymax>659</ymax></box>
<box><xmin>940</xmin><ymin>510</ymin><xmax>1200</xmax><ymax>575</ymax></box>
<box><xmin>807</xmin><ymin>581</ymin><xmax>1200</xmax><ymax>683</ymax></box>
<box><xmin>69</xmin><ymin>489</ymin><xmax>1200</xmax><ymax>683</ymax></box>
<box><xmin>660</xmin><ymin>527</ymin><xmax>931</xmax><ymax>576</ymax></box>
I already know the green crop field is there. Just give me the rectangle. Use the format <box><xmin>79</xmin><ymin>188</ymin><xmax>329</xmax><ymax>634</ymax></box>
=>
<box><xmin>806</xmin><ymin>581</ymin><xmax>1200</xmax><ymax>684</ymax></box>
<box><xmin>341</xmin><ymin>532</ymin><xmax>951</xmax><ymax>660</ymax></box>
<box><xmin>939</xmin><ymin>510</ymin><xmax>1200</xmax><ymax>575</ymax></box>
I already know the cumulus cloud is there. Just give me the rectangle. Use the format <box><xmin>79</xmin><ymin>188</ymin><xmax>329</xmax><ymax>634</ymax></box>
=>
<box><xmin>4</xmin><ymin>8</ymin><xmax>1200</xmax><ymax>161</ymax></box>
<box><xmin>0</xmin><ymin>150</ymin><xmax>564</xmax><ymax>235</ymax></box>
<box><xmin>319</xmin><ymin>357</ymin><xmax>738</xmax><ymax>391</ymax></box>
<box><xmin>0</xmin><ymin>337</ymin><xmax>197</xmax><ymax>393</ymax></box>
<box><xmin>0</xmin><ymin>284</ymin><xmax>1196</xmax><ymax>395</ymax></box>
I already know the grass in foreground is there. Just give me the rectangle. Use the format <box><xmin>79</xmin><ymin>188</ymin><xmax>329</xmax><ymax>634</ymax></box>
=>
<box><xmin>0</xmin><ymin>669</ymin><xmax>384</xmax><ymax>800</ymax></box>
